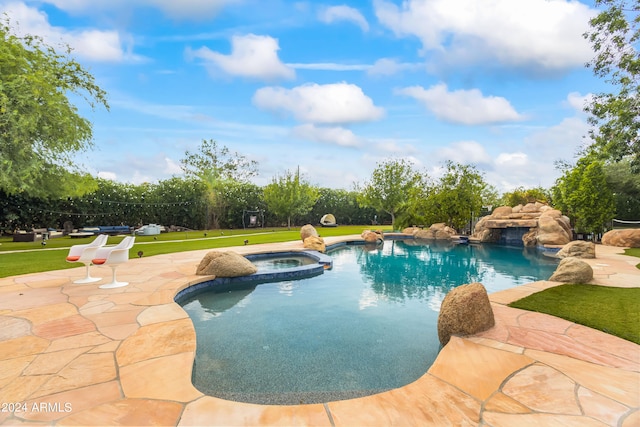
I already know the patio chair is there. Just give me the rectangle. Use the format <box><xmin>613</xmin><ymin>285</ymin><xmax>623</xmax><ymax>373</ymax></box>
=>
<box><xmin>92</xmin><ymin>236</ymin><xmax>136</xmax><ymax>289</ymax></box>
<box><xmin>66</xmin><ymin>234</ymin><xmax>109</xmax><ymax>284</ymax></box>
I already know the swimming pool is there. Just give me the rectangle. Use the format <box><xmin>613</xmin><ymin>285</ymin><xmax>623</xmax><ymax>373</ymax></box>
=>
<box><xmin>179</xmin><ymin>240</ymin><xmax>558</xmax><ymax>405</ymax></box>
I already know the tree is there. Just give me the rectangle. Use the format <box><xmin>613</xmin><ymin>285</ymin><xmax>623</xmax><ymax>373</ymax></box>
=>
<box><xmin>552</xmin><ymin>157</ymin><xmax>615</xmax><ymax>234</ymax></box>
<box><xmin>180</xmin><ymin>139</ymin><xmax>258</xmax><ymax>228</ymax></box>
<box><xmin>576</xmin><ymin>161</ymin><xmax>616</xmax><ymax>233</ymax></box>
<box><xmin>263</xmin><ymin>167</ymin><xmax>319</xmax><ymax>229</ymax></box>
<box><xmin>0</xmin><ymin>18</ymin><xmax>109</xmax><ymax>198</ymax></box>
<box><xmin>583</xmin><ymin>0</ymin><xmax>640</xmax><ymax>170</ymax></box>
<box><xmin>500</xmin><ymin>186</ymin><xmax>550</xmax><ymax>207</ymax></box>
<box><xmin>302</xmin><ymin>188</ymin><xmax>377</xmax><ymax>225</ymax></box>
<box><xmin>180</xmin><ymin>139</ymin><xmax>258</xmax><ymax>182</ymax></box>
<box><xmin>603</xmin><ymin>158</ymin><xmax>640</xmax><ymax>220</ymax></box>
<box><xmin>217</xmin><ymin>181</ymin><xmax>265</xmax><ymax>229</ymax></box>
<box><xmin>357</xmin><ymin>158</ymin><xmax>425</xmax><ymax>229</ymax></box>
<box><xmin>424</xmin><ymin>162</ymin><xmax>491</xmax><ymax>232</ymax></box>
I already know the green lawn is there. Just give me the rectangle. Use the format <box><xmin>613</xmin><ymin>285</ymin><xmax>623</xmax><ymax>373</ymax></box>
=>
<box><xmin>509</xmin><ymin>284</ymin><xmax>640</xmax><ymax>344</ymax></box>
<box><xmin>625</xmin><ymin>248</ymin><xmax>640</xmax><ymax>269</ymax></box>
<box><xmin>0</xmin><ymin>225</ymin><xmax>391</xmax><ymax>278</ymax></box>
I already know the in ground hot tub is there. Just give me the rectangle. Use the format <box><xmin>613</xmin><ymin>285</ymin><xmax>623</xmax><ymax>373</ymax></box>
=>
<box><xmin>246</xmin><ymin>251</ymin><xmax>332</xmax><ymax>271</ymax></box>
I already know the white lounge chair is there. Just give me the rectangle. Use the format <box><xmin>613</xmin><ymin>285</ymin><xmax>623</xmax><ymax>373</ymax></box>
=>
<box><xmin>92</xmin><ymin>236</ymin><xmax>136</xmax><ymax>289</ymax></box>
<box><xmin>66</xmin><ymin>234</ymin><xmax>109</xmax><ymax>284</ymax></box>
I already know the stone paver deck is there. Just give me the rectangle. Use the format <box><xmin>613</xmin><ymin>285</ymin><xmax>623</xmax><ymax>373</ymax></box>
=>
<box><xmin>0</xmin><ymin>237</ymin><xmax>638</xmax><ymax>426</ymax></box>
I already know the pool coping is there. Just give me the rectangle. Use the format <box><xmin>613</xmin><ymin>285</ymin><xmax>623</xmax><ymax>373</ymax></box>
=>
<box><xmin>0</xmin><ymin>234</ymin><xmax>638</xmax><ymax>426</ymax></box>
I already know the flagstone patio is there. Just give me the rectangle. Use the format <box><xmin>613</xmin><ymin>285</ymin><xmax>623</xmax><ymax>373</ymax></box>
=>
<box><xmin>0</xmin><ymin>237</ymin><xmax>638</xmax><ymax>426</ymax></box>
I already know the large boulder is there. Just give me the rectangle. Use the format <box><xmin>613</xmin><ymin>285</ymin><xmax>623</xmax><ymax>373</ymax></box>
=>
<box><xmin>492</xmin><ymin>206</ymin><xmax>513</xmax><ymax>218</ymax></box>
<box><xmin>303</xmin><ymin>236</ymin><xmax>326</xmax><ymax>252</ymax></box>
<box><xmin>557</xmin><ymin>241</ymin><xmax>596</xmax><ymax>259</ymax></box>
<box><xmin>602</xmin><ymin>229</ymin><xmax>640</xmax><ymax>248</ymax></box>
<box><xmin>196</xmin><ymin>251</ymin><xmax>258</xmax><ymax>277</ymax></box>
<box><xmin>300</xmin><ymin>224</ymin><xmax>319</xmax><ymax>242</ymax></box>
<box><xmin>437</xmin><ymin>283</ymin><xmax>495</xmax><ymax>346</ymax></box>
<box><xmin>521</xmin><ymin>202</ymin><xmax>540</xmax><ymax>213</ymax></box>
<box><xmin>361</xmin><ymin>229</ymin><xmax>383</xmax><ymax>243</ymax></box>
<box><xmin>548</xmin><ymin>257</ymin><xmax>593</xmax><ymax>283</ymax></box>
<box><xmin>536</xmin><ymin>215</ymin><xmax>571</xmax><ymax>245</ymax></box>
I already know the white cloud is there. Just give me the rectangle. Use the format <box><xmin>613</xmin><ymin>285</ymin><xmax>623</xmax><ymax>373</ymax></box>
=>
<box><xmin>566</xmin><ymin>91</ymin><xmax>593</xmax><ymax>114</ymax></box>
<box><xmin>188</xmin><ymin>34</ymin><xmax>295</xmax><ymax>81</ymax></box>
<box><xmin>374</xmin><ymin>0</ymin><xmax>595</xmax><ymax>73</ymax></box>
<box><xmin>486</xmin><ymin>116</ymin><xmax>592</xmax><ymax>191</ymax></box>
<box><xmin>97</xmin><ymin>171</ymin><xmax>117</xmax><ymax>181</ymax></box>
<box><xmin>367</xmin><ymin>58</ymin><xmax>422</xmax><ymax>76</ymax></box>
<box><xmin>1</xmin><ymin>2</ymin><xmax>138</xmax><ymax>62</ymax></box>
<box><xmin>164</xmin><ymin>157</ymin><xmax>183</xmax><ymax>175</ymax></box>
<box><xmin>525</xmin><ymin>116</ymin><xmax>592</xmax><ymax>163</ymax></box>
<box><xmin>111</xmin><ymin>94</ymin><xmax>215</xmax><ymax>123</ymax></box>
<box><xmin>397</xmin><ymin>83</ymin><xmax>523</xmax><ymax>125</ymax></box>
<box><xmin>292</xmin><ymin>124</ymin><xmax>362</xmax><ymax>147</ymax></box>
<box><xmin>287</xmin><ymin>62</ymin><xmax>370</xmax><ymax>71</ymax></box>
<box><xmin>318</xmin><ymin>5</ymin><xmax>369</xmax><ymax>32</ymax></box>
<box><xmin>39</xmin><ymin>0</ymin><xmax>237</xmax><ymax>20</ymax></box>
<box><xmin>253</xmin><ymin>82</ymin><xmax>384</xmax><ymax>124</ymax></box>
<box><xmin>72</xmin><ymin>29</ymin><xmax>131</xmax><ymax>62</ymax></box>
<box><xmin>373</xmin><ymin>139</ymin><xmax>420</xmax><ymax>155</ymax></box>
<box><xmin>433</xmin><ymin>141</ymin><xmax>492</xmax><ymax>165</ymax></box>
<box><xmin>486</xmin><ymin>152</ymin><xmax>544</xmax><ymax>192</ymax></box>
<box><xmin>495</xmin><ymin>152</ymin><xmax>528</xmax><ymax>167</ymax></box>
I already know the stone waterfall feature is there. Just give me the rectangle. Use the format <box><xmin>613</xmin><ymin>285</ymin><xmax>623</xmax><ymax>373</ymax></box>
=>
<box><xmin>471</xmin><ymin>203</ymin><xmax>572</xmax><ymax>247</ymax></box>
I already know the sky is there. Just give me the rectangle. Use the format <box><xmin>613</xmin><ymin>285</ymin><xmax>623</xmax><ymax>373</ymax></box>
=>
<box><xmin>1</xmin><ymin>0</ymin><xmax>608</xmax><ymax>192</ymax></box>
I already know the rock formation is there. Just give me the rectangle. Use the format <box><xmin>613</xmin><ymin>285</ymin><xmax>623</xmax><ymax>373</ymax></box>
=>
<box><xmin>602</xmin><ymin>229</ymin><xmax>640</xmax><ymax>248</ymax></box>
<box><xmin>196</xmin><ymin>251</ymin><xmax>258</xmax><ymax>277</ymax></box>
<box><xmin>415</xmin><ymin>223</ymin><xmax>457</xmax><ymax>240</ymax></box>
<box><xmin>472</xmin><ymin>203</ymin><xmax>571</xmax><ymax>247</ymax></box>
<box><xmin>300</xmin><ymin>224</ymin><xmax>319</xmax><ymax>242</ymax></box>
<box><xmin>557</xmin><ymin>241</ymin><xmax>596</xmax><ymax>259</ymax></box>
<box><xmin>548</xmin><ymin>257</ymin><xmax>593</xmax><ymax>283</ymax></box>
<box><xmin>402</xmin><ymin>226</ymin><xmax>421</xmax><ymax>235</ymax></box>
<box><xmin>402</xmin><ymin>223</ymin><xmax>456</xmax><ymax>240</ymax></box>
<box><xmin>437</xmin><ymin>282</ymin><xmax>495</xmax><ymax>346</ymax></box>
<box><xmin>303</xmin><ymin>236</ymin><xmax>326</xmax><ymax>252</ymax></box>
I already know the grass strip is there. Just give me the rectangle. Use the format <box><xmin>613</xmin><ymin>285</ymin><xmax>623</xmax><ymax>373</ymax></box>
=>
<box><xmin>509</xmin><ymin>284</ymin><xmax>640</xmax><ymax>345</ymax></box>
<box><xmin>0</xmin><ymin>225</ymin><xmax>390</xmax><ymax>278</ymax></box>
<box><xmin>624</xmin><ymin>248</ymin><xmax>640</xmax><ymax>269</ymax></box>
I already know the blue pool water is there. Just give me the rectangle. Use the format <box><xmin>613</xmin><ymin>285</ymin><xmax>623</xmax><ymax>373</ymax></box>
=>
<box><xmin>179</xmin><ymin>241</ymin><xmax>558</xmax><ymax>405</ymax></box>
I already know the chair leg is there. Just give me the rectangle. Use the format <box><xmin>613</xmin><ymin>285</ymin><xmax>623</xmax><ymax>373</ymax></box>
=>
<box><xmin>73</xmin><ymin>263</ymin><xmax>101</xmax><ymax>284</ymax></box>
<box><xmin>99</xmin><ymin>265</ymin><xmax>129</xmax><ymax>289</ymax></box>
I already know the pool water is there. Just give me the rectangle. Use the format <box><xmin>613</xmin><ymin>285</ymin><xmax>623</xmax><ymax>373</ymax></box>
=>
<box><xmin>180</xmin><ymin>241</ymin><xmax>558</xmax><ymax>405</ymax></box>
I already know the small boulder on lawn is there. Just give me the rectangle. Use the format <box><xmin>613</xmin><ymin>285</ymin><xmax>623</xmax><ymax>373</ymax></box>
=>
<box><xmin>196</xmin><ymin>251</ymin><xmax>257</xmax><ymax>277</ymax></box>
<box><xmin>556</xmin><ymin>240</ymin><xmax>596</xmax><ymax>259</ymax></box>
<box><xmin>548</xmin><ymin>257</ymin><xmax>593</xmax><ymax>283</ymax></box>
<box><xmin>437</xmin><ymin>282</ymin><xmax>495</xmax><ymax>346</ymax></box>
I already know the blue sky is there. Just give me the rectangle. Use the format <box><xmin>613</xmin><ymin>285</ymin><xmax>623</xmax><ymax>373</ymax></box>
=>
<box><xmin>1</xmin><ymin>0</ymin><xmax>606</xmax><ymax>192</ymax></box>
